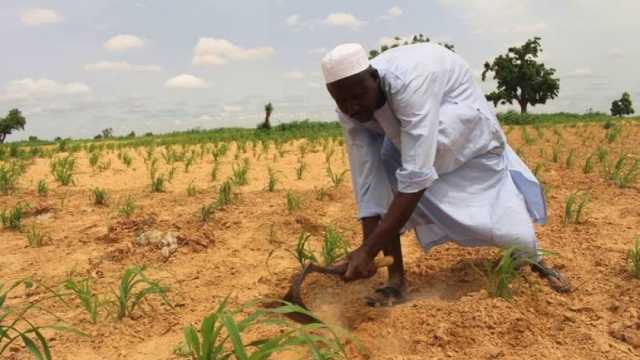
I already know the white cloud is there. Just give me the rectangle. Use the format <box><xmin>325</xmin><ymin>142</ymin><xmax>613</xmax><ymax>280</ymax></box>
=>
<box><xmin>381</xmin><ymin>6</ymin><xmax>403</xmax><ymax>20</ymax></box>
<box><xmin>565</xmin><ymin>67</ymin><xmax>596</xmax><ymax>78</ymax></box>
<box><xmin>308</xmin><ymin>47</ymin><xmax>328</xmax><ymax>55</ymax></box>
<box><xmin>84</xmin><ymin>61</ymin><xmax>162</xmax><ymax>72</ymax></box>
<box><xmin>323</xmin><ymin>13</ymin><xmax>365</xmax><ymax>30</ymax></box>
<box><xmin>378</xmin><ymin>36</ymin><xmax>412</xmax><ymax>47</ymax></box>
<box><xmin>512</xmin><ymin>23</ymin><xmax>548</xmax><ymax>34</ymax></box>
<box><xmin>192</xmin><ymin>38</ymin><xmax>275</xmax><ymax>66</ymax></box>
<box><xmin>104</xmin><ymin>34</ymin><xmax>144</xmax><ymax>51</ymax></box>
<box><xmin>608</xmin><ymin>48</ymin><xmax>625</xmax><ymax>59</ymax></box>
<box><xmin>285</xmin><ymin>14</ymin><xmax>300</xmax><ymax>26</ymax></box>
<box><xmin>21</xmin><ymin>8</ymin><xmax>63</xmax><ymax>26</ymax></box>
<box><xmin>284</xmin><ymin>70</ymin><xmax>305</xmax><ymax>80</ymax></box>
<box><xmin>0</xmin><ymin>78</ymin><xmax>90</xmax><ymax>101</ymax></box>
<box><xmin>164</xmin><ymin>74</ymin><xmax>208</xmax><ymax>89</ymax></box>
<box><xmin>388</xmin><ymin>6</ymin><xmax>403</xmax><ymax>17</ymax></box>
<box><xmin>223</xmin><ymin>105</ymin><xmax>243</xmax><ymax>113</ymax></box>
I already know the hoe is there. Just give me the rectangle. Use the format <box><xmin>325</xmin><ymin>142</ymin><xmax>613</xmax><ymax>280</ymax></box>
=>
<box><xmin>282</xmin><ymin>256</ymin><xmax>394</xmax><ymax>324</ymax></box>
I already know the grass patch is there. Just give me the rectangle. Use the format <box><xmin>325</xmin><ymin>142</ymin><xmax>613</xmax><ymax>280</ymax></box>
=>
<box><xmin>50</xmin><ymin>155</ymin><xmax>76</xmax><ymax>186</ymax></box>
<box><xmin>111</xmin><ymin>266</ymin><xmax>171</xmax><ymax>320</ymax></box>
<box><xmin>564</xmin><ymin>191</ymin><xmax>590</xmax><ymax>224</ymax></box>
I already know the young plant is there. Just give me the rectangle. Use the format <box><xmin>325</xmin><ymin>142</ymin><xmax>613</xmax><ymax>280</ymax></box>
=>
<box><xmin>285</xmin><ymin>190</ymin><xmax>301</xmax><ymax>214</ymax></box>
<box><xmin>326</xmin><ymin>163</ymin><xmax>348</xmax><ymax>188</ymax></box>
<box><xmin>603</xmin><ymin>154</ymin><xmax>639</xmax><ymax>188</ymax></box>
<box><xmin>120</xmin><ymin>152</ymin><xmax>133</xmax><ymax>168</ymax></box>
<box><xmin>551</xmin><ymin>147</ymin><xmax>560</xmax><ymax>163</ymax></box>
<box><xmin>88</xmin><ymin>151</ymin><xmax>101</xmax><ymax>169</ymax></box>
<box><xmin>315</xmin><ymin>186</ymin><xmax>331</xmax><ymax>201</ymax></box>
<box><xmin>321</xmin><ymin>227</ymin><xmax>350</xmax><ymax>266</ymax></box>
<box><xmin>37</xmin><ymin>179</ymin><xmax>48</xmax><ymax>196</ymax></box>
<box><xmin>231</xmin><ymin>159</ymin><xmax>249</xmax><ymax>186</ymax></box>
<box><xmin>564</xmin><ymin>191</ymin><xmax>590</xmax><ymax>224</ymax></box>
<box><xmin>629</xmin><ymin>238</ymin><xmax>640</xmax><ymax>279</ymax></box>
<box><xmin>91</xmin><ymin>187</ymin><xmax>108</xmax><ymax>206</ymax></box>
<box><xmin>150</xmin><ymin>174</ymin><xmax>166</xmax><ymax>193</ymax></box>
<box><xmin>0</xmin><ymin>279</ymin><xmax>78</xmax><ymax>360</ymax></box>
<box><xmin>295</xmin><ymin>158</ymin><xmax>307</xmax><ymax>180</ymax></box>
<box><xmin>215</xmin><ymin>180</ymin><xmax>234</xmax><ymax>208</ymax></box>
<box><xmin>118</xmin><ymin>195</ymin><xmax>136</xmax><ymax>218</ymax></box>
<box><xmin>64</xmin><ymin>276</ymin><xmax>100</xmax><ymax>324</ymax></box>
<box><xmin>210</xmin><ymin>161</ymin><xmax>219</xmax><ymax>182</ymax></box>
<box><xmin>565</xmin><ymin>149</ymin><xmax>575</xmax><ymax>169</ymax></box>
<box><xmin>181</xmin><ymin>298</ymin><xmax>354</xmax><ymax>360</ymax></box>
<box><xmin>25</xmin><ymin>225</ymin><xmax>46</xmax><ymax>247</ymax></box>
<box><xmin>0</xmin><ymin>203</ymin><xmax>26</xmax><ymax>230</ymax></box>
<box><xmin>482</xmin><ymin>247</ymin><xmax>538</xmax><ymax>299</ymax></box>
<box><xmin>287</xmin><ymin>231</ymin><xmax>318</xmax><ymax>268</ymax></box>
<box><xmin>533</xmin><ymin>163</ymin><xmax>543</xmax><ymax>177</ymax></box>
<box><xmin>0</xmin><ymin>162</ymin><xmax>22</xmax><ymax>195</ymax></box>
<box><xmin>199</xmin><ymin>203</ymin><xmax>216</xmax><ymax>222</ymax></box>
<box><xmin>265</xmin><ymin>167</ymin><xmax>278</xmax><ymax>192</ymax></box>
<box><xmin>50</xmin><ymin>155</ymin><xmax>76</xmax><ymax>186</ymax></box>
<box><xmin>582</xmin><ymin>155</ymin><xmax>593</xmax><ymax>174</ymax></box>
<box><xmin>187</xmin><ymin>181</ymin><xmax>198</xmax><ymax>197</ymax></box>
<box><xmin>112</xmin><ymin>266</ymin><xmax>171</xmax><ymax>320</ymax></box>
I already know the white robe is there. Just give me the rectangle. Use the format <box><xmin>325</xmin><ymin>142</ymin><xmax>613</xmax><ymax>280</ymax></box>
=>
<box><xmin>338</xmin><ymin>43</ymin><xmax>546</xmax><ymax>251</ymax></box>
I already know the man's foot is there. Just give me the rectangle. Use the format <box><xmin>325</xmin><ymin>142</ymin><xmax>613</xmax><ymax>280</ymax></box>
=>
<box><xmin>366</xmin><ymin>282</ymin><xmax>407</xmax><ymax>307</ymax></box>
<box><xmin>530</xmin><ymin>260</ymin><xmax>572</xmax><ymax>293</ymax></box>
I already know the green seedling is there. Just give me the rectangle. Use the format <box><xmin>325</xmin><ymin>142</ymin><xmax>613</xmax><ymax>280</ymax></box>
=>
<box><xmin>26</xmin><ymin>225</ymin><xmax>46</xmax><ymax>247</ymax></box>
<box><xmin>326</xmin><ymin>163</ymin><xmax>348</xmax><ymax>188</ymax></box>
<box><xmin>181</xmin><ymin>298</ymin><xmax>355</xmax><ymax>360</ymax></box>
<box><xmin>565</xmin><ymin>149</ymin><xmax>575</xmax><ymax>169</ymax></box>
<box><xmin>564</xmin><ymin>191</ymin><xmax>590</xmax><ymax>224</ymax></box>
<box><xmin>1</xmin><ymin>203</ymin><xmax>26</xmax><ymax>230</ymax></box>
<box><xmin>285</xmin><ymin>190</ymin><xmax>301</xmax><ymax>214</ymax></box>
<box><xmin>482</xmin><ymin>247</ymin><xmax>540</xmax><ymax>299</ymax></box>
<box><xmin>215</xmin><ymin>180</ymin><xmax>234</xmax><ymax>208</ymax></box>
<box><xmin>118</xmin><ymin>195</ymin><xmax>136</xmax><ymax>218</ymax></box>
<box><xmin>0</xmin><ymin>279</ymin><xmax>80</xmax><ymax>360</ymax></box>
<box><xmin>187</xmin><ymin>181</ymin><xmax>198</xmax><ymax>197</ymax></box>
<box><xmin>37</xmin><ymin>179</ymin><xmax>48</xmax><ymax>196</ymax></box>
<box><xmin>231</xmin><ymin>159</ymin><xmax>249</xmax><ymax>186</ymax></box>
<box><xmin>111</xmin><ymin>266</ymin><xmax>171</xmax><ymax>320</ymax></box>
<box><xmin>582</xmin><ymin>155</ymin><xmax>593</xmax><ymax>174</ymax></box>
<box><xmin>64</xmin><ymin>276</ymin><xmax>101</xmax><ymax>324</ymax></box>
<box><xmin>265</xmin><ymin>167</ymin><xmax>278</xmax><ymax>192</ymax></box>
<box><xmin>288</xmin><ymin>231</ymin><xmax>318</xmax><ymax>268</ymax></box>
<box><xmin>91</xmin><ymin>187</ymin><xmax>108</xmax><ymax>206</ymax></box>
<box><xmin>629</xmin><ymin>238</ymin><xmax>640</xmax><ymax>279</ymax></box>
<box><xmin>50</xmin><ymin>155</ymin><xmax>76</xmax><ymax>186</ymax></box>
<box><xmin>321</xmin><ymin>227</ymin><xmax>350</xmax><ymax>266</ymax></box>
<box><xmin>295</xmin><ymin>158</ymin><xmax>307</xmax><ymax>180</ymax></box>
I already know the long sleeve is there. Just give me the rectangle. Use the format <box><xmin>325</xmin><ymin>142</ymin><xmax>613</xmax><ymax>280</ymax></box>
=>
<box><xmin>339</xmin><ymin>113</ymin><xmax>393</xmax><ymax>219</ymax></box>
<box><xmin>390</xmin><ymin>70</ymin><xmax>447</xmax><ymax>193</ymax></box>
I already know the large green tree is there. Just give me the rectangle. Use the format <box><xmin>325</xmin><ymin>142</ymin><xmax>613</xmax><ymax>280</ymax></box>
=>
<box><xmin>610</xmin><ymin>92</ymin><xmax>634</xmax><ymax>117</ymax></box>
<box><xmin>482</xmin><ymin>37</ymin><xmax>559</xmax><ymax>114</ymax></box>
<box><xmin>0</xmin><ymin>109</ymin><xmax>26</xmax><ymax>144</ymax></box>
<box><xmin>368</xmin><ymin>33</ymin><xmax>455</xmax><ymax>59</ymax></box>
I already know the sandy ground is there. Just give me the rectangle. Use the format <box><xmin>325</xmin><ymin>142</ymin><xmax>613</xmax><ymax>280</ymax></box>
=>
<box><xmin>1</xmin><ymin>122</ymin><xmax>639</xmax><ymax>359</ymax></box>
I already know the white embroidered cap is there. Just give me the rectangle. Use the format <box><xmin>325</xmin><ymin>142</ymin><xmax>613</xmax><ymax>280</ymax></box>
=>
<box><xmin>321</xmin><ymin>43</ymin><xmax>369</xmax><ymax>84</ymax></box>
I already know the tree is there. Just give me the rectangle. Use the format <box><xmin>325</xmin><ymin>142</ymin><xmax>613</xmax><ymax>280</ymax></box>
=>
<box><xmin>482</xmin><ymin>37</ymin><xmax>560</xmax><ymax>114</ymax></box>
<box><xmin>259</xmin><ymin>102</ymin><xmax>274</xmax><ymax>130</ymax></box>
<box><xmin>611</xmin><ymin>92</ymin><xmax>634</xmax><ymax>117</ymax></box>
<box><xmin>0</xmin><ymin>109</ymin><xmax>26</xmax><ymax>144</ymax></box>
<box><xmin>369</xmin><ymin>33</ymin><xmax>455</xmax><ymax>59</ymax></box>
<box><xmin>101</xmin><ymin>128</ymin><xmax>114</xmax><ymax>139</ymax></box>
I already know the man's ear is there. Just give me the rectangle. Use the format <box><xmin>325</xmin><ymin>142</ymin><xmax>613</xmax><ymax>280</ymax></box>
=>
<box><xmin>369</xmin><ymin>67</ymin><xmax>380</xmax><ymax>82</ymax></box>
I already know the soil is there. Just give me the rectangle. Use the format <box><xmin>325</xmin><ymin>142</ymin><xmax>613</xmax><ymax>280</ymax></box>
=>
<box><xmin>1</xmin><ymin>122</ymin><xmax>639</xmax><ymax>359</ymax></box>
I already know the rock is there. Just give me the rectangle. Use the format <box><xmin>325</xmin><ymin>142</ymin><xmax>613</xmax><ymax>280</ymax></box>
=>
<box><xmin>137</xmin><ymin>230</ymin><xmax>179</xmax><ymax>260</ymax></box>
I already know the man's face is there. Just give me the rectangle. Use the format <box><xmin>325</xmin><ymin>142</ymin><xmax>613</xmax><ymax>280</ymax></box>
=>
<box><xmin>326</xmin><ymin>68</ymin><xmax>380</xmax><ymax>123</ymax></box>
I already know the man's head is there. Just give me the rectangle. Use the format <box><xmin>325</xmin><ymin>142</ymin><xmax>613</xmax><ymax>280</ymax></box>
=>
<box><xmin>321</xmin><ymin>44</ymin><xmax>384</xmax><ymax>123</ymax></box>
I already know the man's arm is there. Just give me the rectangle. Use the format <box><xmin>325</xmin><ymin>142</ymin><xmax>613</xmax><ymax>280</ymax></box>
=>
<box><xmin>344</xmin><ymin>190</ymin><xmax>424</xmax><ymax>281</ymax></box>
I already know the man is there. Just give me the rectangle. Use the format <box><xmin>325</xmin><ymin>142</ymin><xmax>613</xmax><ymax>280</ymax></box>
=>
<box><xmin>321</xmin><ymin>43</ymin><xmax>570</xmax><ymax>306</ymax></box>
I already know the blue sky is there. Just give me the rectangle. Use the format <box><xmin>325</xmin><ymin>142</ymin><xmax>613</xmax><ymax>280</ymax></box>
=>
<box><xmin>1</xmin><ymin>0</ymin><xmax>639</xmax><ymax>140</ymax></box>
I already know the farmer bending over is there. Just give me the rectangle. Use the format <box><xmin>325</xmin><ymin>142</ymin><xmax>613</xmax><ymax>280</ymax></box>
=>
<box><xmin>320</xmin><ymin>43</ymin><xmax>571</xmax><ymax>306</ymax></box>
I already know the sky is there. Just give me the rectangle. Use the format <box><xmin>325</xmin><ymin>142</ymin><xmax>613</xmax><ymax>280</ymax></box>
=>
<box><xmin>1</xmin><ymin>0</ymin><xmax>639</xmax><ymax>141</ymax></box>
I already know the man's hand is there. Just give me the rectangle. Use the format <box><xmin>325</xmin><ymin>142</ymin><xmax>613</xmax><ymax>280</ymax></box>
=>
<box><xmin>343</xmin><ymin>246</ymin><xmax>377</xmax><ymax>282</ymax></box>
